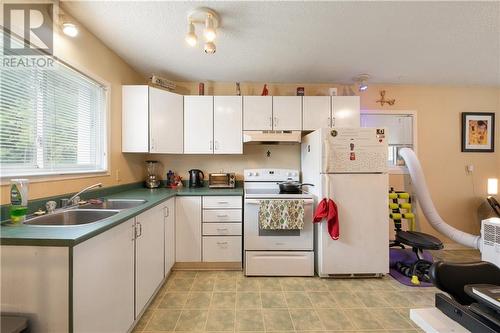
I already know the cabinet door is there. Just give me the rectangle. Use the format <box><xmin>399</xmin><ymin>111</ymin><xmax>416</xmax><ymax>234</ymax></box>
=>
<box><xmin>73</xmin><ymin>218</ymin><xmax>135</xmax><ymax>333</ymax></box>
<box><xmin>164</xmin><ymin>198</ymin><xmax>175</xmax><ymax>276</ymax></box>
<box><xmin>150</xmin><ymin>88</ymin><xmax>183</xmax><ymax>154</ymax></box>
<box><xmin>243</xmin><ymin>96</ymin><xmax>273</xmax><ymax>130</ymax></box>
<box><xmin>184</xmin><ymin>96</ymin><xmax>214</xmax><ymax>154</ymax></box>
<box><xmin>332</xmin><ymin>96</ymin><xmax>360</xmax><ymax>128</ymax></box>
<box><xmin>135</xmin><ymin>206</ymin><xmax>165</xmax><ymax>315</ymax></box>
<box><xmin>122</xmin><ymin>85</ymin><xmax>149</xmax><ymax>152</ymax></box>
<box><xmin>214</xmin><ymin>96</ymin><xmax>243</xmax><ymax>154</ymax></box>
<box><xmin>303</xmin><ymin>96</ymin><xmax>331</xmax><ymax>130</ymax></box>
<box><xmin>272</xmin><ymin>96</ymin><xmax>302</xmax><ymax>130</ymax></box>
<box><xmin>175</xmin><ymin>196</ymin><xmax>202</xmax><ymax>262</ymax></box>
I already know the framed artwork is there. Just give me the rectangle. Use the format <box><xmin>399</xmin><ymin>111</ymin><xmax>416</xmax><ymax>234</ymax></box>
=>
<box><xmin>461</xmin><ymin>112</ymin><xmax>495</xmax><ymax>152</ymax></box>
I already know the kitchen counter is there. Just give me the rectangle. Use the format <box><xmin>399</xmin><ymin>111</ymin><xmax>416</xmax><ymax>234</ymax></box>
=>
<box><xmin>0</xmin><ymin>186</ymin><xmax>243</xmax><ymax>247</ymax></box>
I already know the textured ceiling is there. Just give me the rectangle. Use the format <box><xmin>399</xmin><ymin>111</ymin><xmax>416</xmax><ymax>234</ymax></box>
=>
<box><xmin>63</xmin><ymin>1</ymin><xmax>500</xmax><ymax>86</ymax></box>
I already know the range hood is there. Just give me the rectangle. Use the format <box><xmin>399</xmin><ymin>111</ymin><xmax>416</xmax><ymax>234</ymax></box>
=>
<box><xmin>243</xmin><ymin>131</ymin><xmax>302</xmax><ymax>144</ymax></box>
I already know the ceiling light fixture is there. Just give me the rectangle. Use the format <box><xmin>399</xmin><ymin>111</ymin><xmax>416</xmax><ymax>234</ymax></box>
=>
<box><xmin>62</xmin><ymin>22</ymin><xmax>78</xmax><ymax>37</ymax></box>
<box><xmin>185</xmin><ymin>8</ymin><xmax>220</xmax><ymax>54</ymax></box>
<box><xmin>185</xmin><ymin>21</ymin><xmax>197</xmax><ymax>46</ymax></box>
<box><xmin>354</xmin><ymin>74</ymin><xmax>370</xmax><ymax>92</ymax></box>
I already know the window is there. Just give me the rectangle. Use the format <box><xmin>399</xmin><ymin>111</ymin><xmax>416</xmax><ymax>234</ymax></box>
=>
<box><xmin>0</xmin><ymin>35</ymin><xmax>108</xmax><ymax>177</ymax></box>
<box><xmin>361</xmin><ymin>111</ymin><xmax>416</xmax><ymax>171</ymax></box>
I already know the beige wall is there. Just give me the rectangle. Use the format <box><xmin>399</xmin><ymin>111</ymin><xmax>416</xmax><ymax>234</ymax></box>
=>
<box><xmin>170</xmin><ymin>81</ymin><xmax>499</xmax><ymax>245</ymax></box>
<box><xmin>0</xmin><ymin>13</ymin><xmax>145</xmax><ymax>204</ymax></box>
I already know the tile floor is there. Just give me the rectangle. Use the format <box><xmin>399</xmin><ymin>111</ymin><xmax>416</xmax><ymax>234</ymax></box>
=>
<box><xmin>134</xmin><ymin>250</ymin><xmax>480</xmax><ymax>333</ymax></box>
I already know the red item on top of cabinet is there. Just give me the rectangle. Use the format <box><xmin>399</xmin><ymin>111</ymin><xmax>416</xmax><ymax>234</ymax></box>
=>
<box><xmin>313</xmin><ymin>198</ymin><xmax>340</xmax><ymax>240</ymax></box>
<box><xmin>261</xmin><ymin>84</ymin><xmax>269</xmax><ymax>96</ymax></box>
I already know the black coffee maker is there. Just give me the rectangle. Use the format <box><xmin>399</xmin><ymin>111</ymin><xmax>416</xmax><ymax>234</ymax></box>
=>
<box><xmin>188</xmin><ymin>169</ymin><xmax>204</xmax><ymax>188</ymax></box>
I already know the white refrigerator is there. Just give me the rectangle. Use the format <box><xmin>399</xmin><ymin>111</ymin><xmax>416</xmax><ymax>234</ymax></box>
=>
<box><xmin>301</xmin><ymin>128</ymin><xmax>389</xmax><ymax>277</ymax></box>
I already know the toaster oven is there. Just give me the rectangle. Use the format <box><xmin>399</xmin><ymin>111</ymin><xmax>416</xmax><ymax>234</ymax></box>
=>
<box><xmin>209</xmin><ymin>173</ymin><xmax>236</xmax><ymax>188</ymax></box>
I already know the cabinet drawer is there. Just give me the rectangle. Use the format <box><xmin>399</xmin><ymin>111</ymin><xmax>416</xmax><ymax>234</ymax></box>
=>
<box><xmin>245</xmin><ymin>251</ymin><xmax>314</xmax><ymax>276</ymax></box>
<box><xmin>203</xmin><ymin>236</ymin><xmax>241</xmax><ymax>262</ymax></box>
<box><xmin>203</xmin><ymin>223</ymin><xmax>242</xmax><ymax>236</ymax></box>
<box><xmin>203</xmin><ymin>196</ymin><xmax>242</xmax><ymax>209</ymax></box>
<box><xmin>203</xmin><ymin>209</ymin><xmax>241</xmax><ymax>222</ymax></box>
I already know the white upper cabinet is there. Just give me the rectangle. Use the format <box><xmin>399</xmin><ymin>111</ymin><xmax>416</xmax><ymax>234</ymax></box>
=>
<box><xmin>272</xmin><ymin>96</ymin><xmax>302</xmax><ymax>130</ymax></box>
<box><xmin>302</xmin><ymin>96</ymin><xmax>331</xmax><ymax>130</ymax></box>
<box><xmin>150</xmin><ymin>87</ymin><xmax>183</xmax><ymax>154</ymax></box>
<box><xmin>122</xmin><ymin>85</ymin><xmax>183</xmax><ymax>153</ymax></box>
<box><xmin>122</xmin><ymin>85</ymin><xmax>149</xmax><ymax>152</ymax></box>
<box><xmin>214</xmin><ymin>96</ymin><xmax>243</xmax><ymax>154</ymax></box>
<box><xmin>332</xmin><ymin>96</ymin><xmax>360</xmax><ymax>128</ymax></box>
<box><xmin>184</xmin><ymin>96</ymin><xmax>214</xmax><ymax>154</ymax></box>
<box><xmin>243</xmin><ymin>96</ymin><xmax>273</xmax><ymax>130</ymax></box>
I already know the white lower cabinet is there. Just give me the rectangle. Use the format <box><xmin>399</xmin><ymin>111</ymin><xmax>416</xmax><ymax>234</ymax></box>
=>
<box><xmin>135</xmin><ymin>204</ymin><xmax>165</xmax><ymax>315</ymax></box>
<box><xmin>73</xmin><ymin>218</ymin><xmax>135</xmax><ymax>333</ymax></box>
<box><xmin>164</xmin><ymin>198</ymin><xmax>175</xmax><ymax>276</ymax></box>
<box><xmin>175</xmin><ymin>196</ymin><xmax>202</xmax><ymax>262</ymax></box>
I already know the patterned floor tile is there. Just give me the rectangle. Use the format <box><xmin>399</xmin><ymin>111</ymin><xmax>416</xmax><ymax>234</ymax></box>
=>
<box><xmin>175</xmin><ymin>309</ymin><xmax>208</xmax><ymax>331</ymax></box>
<box><xmin>262</xmin><ymin>309</ymin><xmax>294</xmax><ymax>331</ymax></box>
<box><xmin>289</xmin><ymin>308</ymin><xmax>323</xmax><ymax>330</ymax></box>
<box><xmin>211</xmin><ymin>292</ymin><xmax>236</xmax><ymax>308</ymax></box>
<box><xmin>145</xmin><ymin>309</ymin><xmax>181</xmax><ymax>331</ymax></box>
<box><xmin>261</xmin><ymin>292</ymin><xmax>287</xmax><ymax>308</ymax></box>
<box><xmin>284</xmin><ymin>292</ymin><xmax>313</xmax><ymax>308</ymax></box>
<box><xmin>236</xmin><ymin>309</ymin><xmax>265</xmax><ymax>331</ymax></box>
<box><xmin>205</xmin><ymin>309</ymin><xmax>235</xmax><ymax>331</ymax></box>
<box><xmin>236</xmin><ymin>292</ymin><xmax>262</xmax><ymax>308</ymax></box>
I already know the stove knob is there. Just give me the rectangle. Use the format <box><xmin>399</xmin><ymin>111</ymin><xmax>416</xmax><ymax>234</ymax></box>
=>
<box><xmin>247</xmin><ymin>172</ymin><xmax>253</xmax><ymax>177</ymax></box>
<box><xmin>287</xmin><ymin>172</ymin><xmax>292</xmax><ymax>177</ymax></box>
<box><xmin>255</xmin><ymin>172</ymin><xmax>259</xmax><ymax>176</ymax></box>
<box><xmin>293</xmin><ymin>172</ymin><xmax>298</xmax><ymax>177</ymax></box>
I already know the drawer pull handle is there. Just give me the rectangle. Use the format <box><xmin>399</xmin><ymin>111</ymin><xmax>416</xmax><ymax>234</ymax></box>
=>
<box><xmin>217</xmin><ymin>201</ymin><xmax>229</xmax><ymax>204</ymax></box>
<box><xmin>216</xmin><ymin>228</ymin><xmax>228</xmax><ymax>231</ymax></box>
<box><xmin>217</xmin><ymin>241</ymin><xmax>228</xmax><ymax>245</ymax></box>
<box><xmin>216</xmin><ymin>214</ymin><xmax>228</xmax><ymax>217</ymax></box>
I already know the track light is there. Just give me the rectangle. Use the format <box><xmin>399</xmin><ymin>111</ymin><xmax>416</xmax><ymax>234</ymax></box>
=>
<box><xmin>62</xmin><ymin>22</ymin><xmax>78</xmax><ymax>37</ymax></box>
<box><xmin>185</xmin><ymin>7</ymin><xmax>220</xmax><ymax>54</ymax></box>
<box><xmin>204</xmin><ymin>14</ymin><xmax>216</xmax><ymax>42</ymax></box>
<box><xmin>185</xmin><ymin>21</ymin><xmax>197</xmax><ymax>47</ymax></box>
<box><xmin>204</xmin><ymin>42</ymin><xmax>216</xmax><ymax>54</ymax></box>
<box><xmin>354</xmin><ymin>74</ymin><xmax>370</xmax><ymax>93</ymax></box>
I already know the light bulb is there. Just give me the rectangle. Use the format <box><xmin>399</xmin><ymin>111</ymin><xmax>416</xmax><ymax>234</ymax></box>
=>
<box><xmin>62</xmin><ymin>22</ymin><xmax>78</xmax><ymax>37</ymax></box>
<box><xmin>204</xmin><ymin>42</ymin><xmax>216</xmax><ymax>54</ymax></box>
<box><xmin>358</xmin><ymin>81</ymin><xmax>368</xmax><ymax>92</ymax></box>
<box><xmin>185</xmin><ymin>21</ymin><xmax>197</xmax><ymax>46</ymax></box>
<box><xmin>488</xmin><ymin>178</ymin><xmax>498</xmax><ymax>195</ymax></box>
<box><xmin>204</xmin><ymin>14</ymin><xmax>216</xmax><ymax>42</ymax></box>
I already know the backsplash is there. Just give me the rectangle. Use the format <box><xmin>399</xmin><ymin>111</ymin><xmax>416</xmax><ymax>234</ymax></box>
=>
<box><xmin>148</xmin><ymin>144</ymin><xmax>301</xmax><ymax>181</ymax></box>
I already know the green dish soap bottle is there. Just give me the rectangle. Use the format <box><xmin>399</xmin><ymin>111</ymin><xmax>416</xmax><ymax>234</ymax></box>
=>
<box><xmin>10</xmin><ymin>179</ymin><xmax>29</xmax><ymax>224</ymax></box>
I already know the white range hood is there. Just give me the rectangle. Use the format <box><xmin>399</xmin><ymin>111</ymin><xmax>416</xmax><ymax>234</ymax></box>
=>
<box><xmin>243</xmin><ymin>131</ymin><xmax>302</xmax><ymax>144</ymax></box>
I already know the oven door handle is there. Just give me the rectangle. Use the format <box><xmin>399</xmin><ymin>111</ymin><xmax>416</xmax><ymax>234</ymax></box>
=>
<box><xmin>245</xmin><ymin>199</ymin><xmax>314</xmax><ymax>205</ymax></box>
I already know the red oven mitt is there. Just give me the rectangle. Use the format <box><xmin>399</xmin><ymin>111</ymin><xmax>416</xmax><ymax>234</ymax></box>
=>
<box><xmin>313</xmin><ymin>198</ymin><xmax>340</xmax><ymax>240</ymax></box>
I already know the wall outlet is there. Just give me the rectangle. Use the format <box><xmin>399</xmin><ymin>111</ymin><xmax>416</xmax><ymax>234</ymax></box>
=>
<box><xmin>466</xmin><ymin>164</ymin><xmax>474</xmax><ymax>174</ymax></box>
<box><xmin>116</xmin><ymin>169</ymin><xmax>121</xmax><ymax>182</ymax></box>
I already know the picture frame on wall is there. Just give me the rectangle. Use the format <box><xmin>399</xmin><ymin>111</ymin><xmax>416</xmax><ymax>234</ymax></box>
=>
<box><xmin>461</xmin><ymin>112</ymin><xmax>495</xmax><ymax>152</ymax></box>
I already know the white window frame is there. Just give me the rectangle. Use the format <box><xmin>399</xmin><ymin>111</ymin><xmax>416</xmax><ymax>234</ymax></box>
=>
<box><xmin>361</xmin><ymin>109</ymin><xmax>418</xmax><ymax>175</ymax></box>
<box><xmin>0</xmin><ymin>44</ymin><xmax>111</xmax><ymax>184</ymax></box>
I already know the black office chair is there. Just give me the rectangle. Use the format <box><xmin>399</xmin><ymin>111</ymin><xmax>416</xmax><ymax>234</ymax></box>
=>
<box><xmin>430</xmin><ymin>261</ymin><xmax>500</xmax><ymax>305</ymax></box>
<box><xmin>389</xmin><ymin>189</ymin><xmax>443</xmax><ymax>284</ymax></box>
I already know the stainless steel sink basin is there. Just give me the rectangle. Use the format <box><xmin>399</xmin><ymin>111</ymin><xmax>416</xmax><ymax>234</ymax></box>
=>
<box><xmin>24</xmin><ymin>209</ymin><xmax>119</xmax><ymax>226</ymax></box>
<box><xmin>79</xmin><ymin>199</ymin><xmax>147</xmax><ymax>210</ymax></box>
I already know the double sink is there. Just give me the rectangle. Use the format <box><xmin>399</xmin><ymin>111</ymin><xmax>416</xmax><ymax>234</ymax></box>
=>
<box><xmin>23</xmin><ymin>199</ymin><xmax>147</xmax><ymax>226</ymax></box>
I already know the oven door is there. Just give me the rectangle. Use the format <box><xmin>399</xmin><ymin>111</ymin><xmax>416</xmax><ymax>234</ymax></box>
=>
<box><xmin>244</xmin><ymin>198</ymin><xmax>314</xmax><ymax>250</ymax></box>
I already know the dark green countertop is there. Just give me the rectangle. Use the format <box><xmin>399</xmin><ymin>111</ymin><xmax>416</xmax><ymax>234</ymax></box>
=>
<box><xmin>0</xmin><ymin>186</ymin><xmax>243</xmax><ymax>247</ymax></box>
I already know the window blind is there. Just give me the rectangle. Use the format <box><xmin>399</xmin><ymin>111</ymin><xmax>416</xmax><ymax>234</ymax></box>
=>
<box><xmin>0</xmin><ymin>32</ymin><xmax>107</xmax><ymax>177</ymax></box>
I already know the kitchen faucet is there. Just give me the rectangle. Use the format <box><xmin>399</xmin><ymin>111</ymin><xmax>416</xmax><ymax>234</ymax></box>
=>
<box><xmin>62</xmin><ymin>183</ymin><xmax>103</xmax><ymax>207</ymax></box>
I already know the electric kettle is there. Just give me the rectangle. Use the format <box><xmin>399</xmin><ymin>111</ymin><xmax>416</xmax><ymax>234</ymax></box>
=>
<box><xmin>188</xmin><ymin>169</ymin><xmax>204</xmax><ymax>188</ymax></box>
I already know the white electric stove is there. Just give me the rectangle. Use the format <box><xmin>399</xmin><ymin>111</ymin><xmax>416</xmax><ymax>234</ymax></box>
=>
<box><xmin>243</xmin><ymin>169</ymin><xmax>314</xmax><ymax>276</ymax></box>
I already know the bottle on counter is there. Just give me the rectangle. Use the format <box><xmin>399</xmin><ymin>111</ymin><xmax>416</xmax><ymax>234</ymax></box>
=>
<box><xmin>10</xmin><ymin>179</ymin><xmax>29</xmax><ymax>223</ymax></box>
